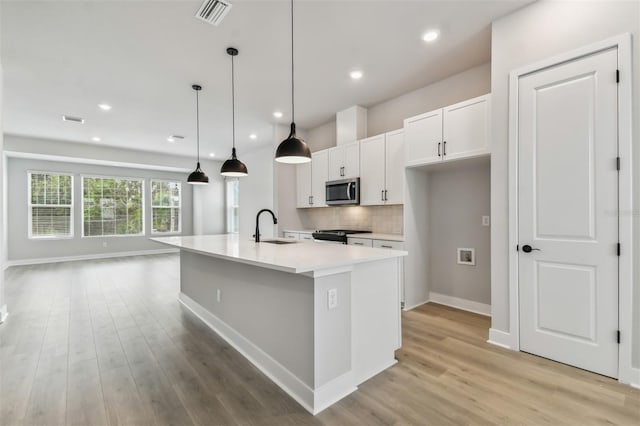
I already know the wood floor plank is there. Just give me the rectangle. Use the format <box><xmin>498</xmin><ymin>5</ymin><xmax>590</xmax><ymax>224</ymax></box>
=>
<box><xmin>100</xmin><ymin>364</ymin><xmax>155</xmax><ymax>426</ymax></box>
<box><xmin>66</xmin><ymin>358</ymin><xmax>109</xmax><ymax>426</ymax></box>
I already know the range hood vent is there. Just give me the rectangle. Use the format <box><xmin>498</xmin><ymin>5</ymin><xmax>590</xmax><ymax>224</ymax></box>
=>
<box><xmin>195</xmin><ymin>0</ymin><xmax>232</xmax><ymax>26</ymax></box>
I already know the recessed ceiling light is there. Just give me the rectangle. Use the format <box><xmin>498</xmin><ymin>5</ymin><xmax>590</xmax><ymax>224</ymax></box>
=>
<box><xmin>91</xmin><ymin>136</ymin><xmax>101</xmax><ymax>142</ymax></box>
<box><xmin>98</xmin><ymin>103</ymin><xmax>112</xmax><ymax>111</ymax></box>
<box><xmin>209</xmin><ymin>152</ymin><xmax>215</xmax><ymax>157</ymax></box>
<box><xmin>349</xmin><ymin>70</ymin><xmax>363</xmax><ymax>80</ymax></box>
<box><xmin>273</xmin><ymin>111</ymin><xmax>283</xmax><ymax>118</ymax></box>
<box><xmin>422</xmin><ymin>30</ymin><xmax>439</xmax><ymax>42</ymax></box>
<box><xmin>249</xmin><ymin>133</ymin><xmax>257</xmax><ymax>140</ymax></box>
<box><xmin>62</xmin><ymin>115</ymin><xmax>84</xmax><ymax>124</ymax></box>
<box><xmin>167</xmin><ymin>137</ymin><xmax>175</xmax><ymax>143</ymax></box>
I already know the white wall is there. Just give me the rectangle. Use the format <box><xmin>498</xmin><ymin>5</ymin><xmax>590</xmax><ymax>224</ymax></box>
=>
<box><xmin>306</xmin><ymin>120</ymin><xmax>337</xmax><ymax>152</ymax></box>
<box><xmin>6</xmin><ymin>157</ymin><xmax>193</xmax><ymax>261</ymax></box>
<box><xmin>193</xmin><ymin>170</ymin><xmax>225</xmax><ymax>236</ymax></box>
<box><xmin>0</xmin><ymin>4</ymin><xmax>6</xmax><ymax>321</ymax></box>
<box><xmin>238</xmin><ymin>144</ymin><xmax>276</xmax><ymax>239</ymax></box>
<box><xmin>490</xmin><ymin>0</ymin><xmax>640</xmax><ymax>368</ymax></box>
<box><xmin>274</xmin><ymin>124</ymin><xmax>305</xmax><ymax>234</ymax></box>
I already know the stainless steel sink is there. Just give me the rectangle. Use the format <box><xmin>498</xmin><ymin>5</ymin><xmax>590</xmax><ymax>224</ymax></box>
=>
<box><xmin>260</xmin><ymin>239</ymin><xmax>298</xmax><ymax>245</ymax></box>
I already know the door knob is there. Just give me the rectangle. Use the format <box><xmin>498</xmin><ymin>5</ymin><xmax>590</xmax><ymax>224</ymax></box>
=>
<box><xmin>521</xmin><ymin>244</ymin><xmax>540</xmax><ymax>253</ymax></box>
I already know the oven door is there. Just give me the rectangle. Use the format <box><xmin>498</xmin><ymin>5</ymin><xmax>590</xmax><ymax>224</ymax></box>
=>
<box><xmin>325</xmin><ymin>178</ymin><xmax>359</xmax><ymax>205</ymax></box>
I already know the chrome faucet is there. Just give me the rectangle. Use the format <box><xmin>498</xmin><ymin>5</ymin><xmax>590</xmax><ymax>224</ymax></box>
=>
<box><xmin>255</xmin><ymin>209</ymin><xmax>278</xmax><ymax>243</ymax></box>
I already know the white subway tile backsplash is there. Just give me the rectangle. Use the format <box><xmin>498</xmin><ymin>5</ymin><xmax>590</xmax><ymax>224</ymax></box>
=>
<box><xmin>299</xmin><ymin>205</ymin><xmax>403</xmax><ymax>234</ymax></box>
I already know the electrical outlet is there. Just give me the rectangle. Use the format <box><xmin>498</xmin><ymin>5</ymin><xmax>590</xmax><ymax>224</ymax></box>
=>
<box><xmin>216</xmin><ymin>289</ymin><xmax>222</xmax><ymax>303</ymax></box>
<box><xmin>102</xmin><ymin>241</ymin><xmax>108</xmax><ymax>248</ymax></box>
<box><xmin>327</xmin><ymin>288</ymin><xmax>338</xmax><ymax>310</ymax></box>
<box><xmin>482</xmin><ymin>216</ymin><xmax>490</xmax><ymax>227</ymax></box>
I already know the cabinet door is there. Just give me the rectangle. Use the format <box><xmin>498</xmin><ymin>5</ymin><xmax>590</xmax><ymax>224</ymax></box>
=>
<box><xmin>443</xmin><ymin>94</ymin><xmax>490</xmax><ymax>161</ymax></box>
<box><xmin>298</xmin><ymin>232</ymin><xmax>314</xmax><ymax>242</ymax></box>
<box><xmin>296</xmin><ymin>161</ymin><xmax>312</xmax><ymax>208</ymax></box>
<box><xmin>372</xmin><ymin>239</ymin><xmax>404</xmax><ymax>250</ymax></box>
<box><xmin>347</xmin><ymin>237</ymin><xmax>373</xmax><ymax>247</ymax></box>
<box><xmin>343</xmin><ymin>141</ymin><xmax>360</xmax><ymax>178</ymax></box>
<box><xmin>283</xmin><ymin>232</ymin><xmax>299</xmax><ymax>240</ymax></box>
<box><xmin>311</xmin><ymin>150</ymin><xmax>328</xmax><ymax>207</ymax></box>
<box><xmin>360</xmin><ymin>135</ymin><xmax>386</xmax><ymax>206</ymax></box>
<box><xmin>384</xmin><ymin>130</ymin><xmax>405</xmax><ymax>205</ymax></box>
<box><xmin>404</xmin><ymin>109</ymin><xmax>443</xmax><ymax>167</ymax></box>
<box><xmin>328</xmin><ymin>146</ymin><xmax>344</xmax><ymax>181</ymax></box>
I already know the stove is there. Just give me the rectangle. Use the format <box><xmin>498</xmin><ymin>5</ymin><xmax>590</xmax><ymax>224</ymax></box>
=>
<box><xmin>311</xmin><ymin>229</ymin><xmax>370</xmax><ymax>244</ymax></box>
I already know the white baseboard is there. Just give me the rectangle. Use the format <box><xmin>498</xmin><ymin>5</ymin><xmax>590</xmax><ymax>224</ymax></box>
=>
<box><xmin>6</xmin><ymin>248</ymin><xmax>179</xmax><ymax>267</ymax></box>
<box><xmin>428</xmin><ymin>292</ymin><xmax>491</xmax><ymax>316</ymax></box>
<box><xmin>630</xmin><ymin>367</ymin><xmax>640</xmax><ymax>389</ymax></box>
<box><xmin>487</xmin><ymin>328</ymin><xmax>514</xmax><ymax>350</ymax></box>
<box><xmin>402</xmin><ymin>298</ymin><xmax>429</xmax><ymax>311</ymax></box>
<box><xmin>0</xmin><ymin>304</ymin><xmax>7</xmax><ymax>324</ymax></box>
<box><xmin>179</xmin><ymin>292</ymin><xmax>356</xmax><ymax>415</ymax></box>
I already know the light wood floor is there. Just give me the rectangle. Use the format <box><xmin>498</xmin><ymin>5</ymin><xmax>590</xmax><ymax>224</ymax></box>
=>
<box><xmin>1</xmin><ymin>254</ymin><xmax>638</xmax><ymax>425</ymax></box>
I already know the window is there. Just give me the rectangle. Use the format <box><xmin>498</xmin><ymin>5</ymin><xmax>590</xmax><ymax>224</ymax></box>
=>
<box><xmin>82</xmin><ymin>176</ymin><xmax>144</xmax><ymax>237</ymax></box>
<box><xmin>151</xmin><ymin>180</ymin><xmax>181</xmax><ymax>234</ymax></box>
<box><xmin>226</xmin><ymin>178</ymin><xmax>239</xmax><ymax>233</ymax></box>
<box><xmin>28</xmin><ymin>172</ymin><xmax>73</xmax><ymax>239</ymax></box>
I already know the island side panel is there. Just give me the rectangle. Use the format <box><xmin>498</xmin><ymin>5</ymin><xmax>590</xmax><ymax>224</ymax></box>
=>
<box><xmin>179</xmin><ymin>250</ymin><xmax>315</xmax><ymax>388</ymax></box>
<box><xmin>351</xmin><ymin>257</ymin><xmax>401</xmax><ymax>384</ymax></box>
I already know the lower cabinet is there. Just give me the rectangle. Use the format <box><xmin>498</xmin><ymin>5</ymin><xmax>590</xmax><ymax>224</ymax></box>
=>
<box><xmin>347</xmin><ymin>237</ymin><xmax>373</xmax><ymax>247</ymax></box>
<box><xmin>283</xmin><ymin>231</ymin><xmax>299</xmax><ymax>240</ymax></box>
<box><xmin>298</xmin><ymin>232</ymin><xmax>314</xmax><ymax>242</ymax></box>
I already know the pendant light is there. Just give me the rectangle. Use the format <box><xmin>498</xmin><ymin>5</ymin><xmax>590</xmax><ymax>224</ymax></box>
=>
<box><xmin>275</xmin><ymin>0</ymin><xmax>311</xmax><ymax>164</ymax></box>
<box><xmin>187</xmin><ymin>84</ymin><xmax>209</xmax><ymax>184</ymax></box>
<box><xmin>221</xmin><ymin>47</ymin><xmax>249</xmax><ymax>177</ymax></box>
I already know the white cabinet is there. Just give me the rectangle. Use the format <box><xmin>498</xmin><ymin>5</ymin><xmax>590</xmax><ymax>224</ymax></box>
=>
<box><xmin>328</xmin><ymin>141</ymin><xmax>360</xmax><ymax>181</ymax></box>
<box><xmin>298</xmin><ymin>232</ymin><xmax>314</xmax><ymax>242</ymax></box>
<box><xmin>360</xmin><ymin>130</ymin><xmax>405</xmax><ymax>206</ymax></box>
<box><xmin>347</xmin><ymin>237</ymin><xmax>373</xmax><ymax>247</ymax></box>
<box><xmin>404</xmin><ymin>94</ymin><xmax>490</xmax><ymax>167</ymax></box>
<box><xmin>296</xmin><ymin>150</ymin><xmax>328</xmax><ymax>208</ymax></box>
<box><xmin>372</xmin><ymin>240</ymin><xmax>404</xmax><ymax>250</ymax></box>
<box><xmin>283</xmin><ymin>231</ymin><xmax>299</xmax><ymax>240</ymax></box>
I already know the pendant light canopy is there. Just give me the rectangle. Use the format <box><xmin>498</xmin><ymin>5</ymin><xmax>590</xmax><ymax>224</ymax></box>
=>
<box><xmin>275</xmin><ymin>0</ymin><xmax>311</xmax><ymax>164</ymax></box>
<box><xmin>187</xmin><ymin>84</ymin><xmax>209</xmax><ymax>184</ymax></box>
<box><xmin>221</xmin><ymin>47</ymin><xmax>249</xmax><ymax>177</ymax></box>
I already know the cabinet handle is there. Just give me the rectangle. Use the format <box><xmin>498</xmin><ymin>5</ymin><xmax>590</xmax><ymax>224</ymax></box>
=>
<box><xmin>384</xmin><ymin>190</ymin><xmax>388</xmax><ymax>201</ymax></box>
<box><xmin>438</xmin><ymin>142</ymin><xmax>441</xmax><ymax>157</ymax></box>
<box><xmin>443</xmin><ymin>141</ymin><xmax>447</xmax><ymax>156</ymax></box>
<box><xmin>381</xmin><ymin>190</ymin><xmax>385</xmax><ymax>201</ymax></box>
<box><xmin>353</xmin><ymin>242</ymin><xmax>364</xmax><ymax>246</ymax></box>
<box><xmin>381</xmin><ymin>245</ymin><xmax>393</xmax><ymax>249</ymax></box>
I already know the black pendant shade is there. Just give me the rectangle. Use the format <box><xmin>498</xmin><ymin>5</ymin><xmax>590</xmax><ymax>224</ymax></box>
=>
<box><xmin>187</xmin><ymin>84</ymin><xmax>209</xmax><ymax>185</ymax></box>
<box><xmin>220</xmin><ymin>47</ymin><xmax>248</xmax><ymax>177</ymax></box>
<box><xmin>275</xmin><ymin>122</ymin><xmax>311</xmax><ymax>164</ymax></box>
<box><xmin>275</xmin><ymin>0</ymin><xmax>311</xmax><ymax>164</ymax></box>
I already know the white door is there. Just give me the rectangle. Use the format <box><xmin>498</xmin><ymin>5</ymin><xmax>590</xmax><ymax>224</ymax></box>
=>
<box><xmin>404</xmin><ymin>109</ymin><xmax>442</xmax><ymax>167</ymax></box>
<box><xmin>311</xmin><ymin>150</ymin><xmax>328</xmax><ymax>207</ymax></box>
<box><xmin>518</xmin><ymin>48</ymin><xmax>619</xmax><ymax>378</ymax></box>
<box><xmin>296</xmin><ymin>161</ymin><xmax>312</xmax><ymax>208</ymax></box>
<box><xmin>385</xmin><ymin>130</ymin><xmax>404</xmax><ymax>205</ymax></box>
<box><xmin>443</xmin><ymin>94</ymin><xmax>490</xmax><ymax>161</ymax></box>
<box><xmin>343</xmin><ymin>141</ymin><xmax>360</xmax><ymax>179</ymax></box>
<box><xmin>328</xmin><ymin>146</ymin><xmax>344</xmax><ymax>181</ymax></box>
<box><xmin>360</xmin><ymin>135</ymin><xmax>386</xmax><ymax>205</ymax></box>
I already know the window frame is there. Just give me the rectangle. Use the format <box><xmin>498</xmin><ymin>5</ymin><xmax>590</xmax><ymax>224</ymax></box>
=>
<box><xmin>27</xmin><ymin>171</ymin><xmax>75</xmax><ymax>240</ymax></box>
<box><xmin>80</xmin><ymin>174</ymin><xmax>146</xmax><ymax>238</ymax></box>
<box><xmin>150</xmin><ymin>179</ymin><xmax>182</xmax><ymax>235</ymax></box>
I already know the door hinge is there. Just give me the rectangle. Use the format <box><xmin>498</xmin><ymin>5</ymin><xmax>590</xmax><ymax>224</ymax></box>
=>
<box><xmin>617</xmin><ymin>330</ymin><xmax>621</xmax><ymax>344</ymax></box>
<box><xmin>616</xmin><ymin>157</ymin><xmax>621</xmax><ymax>171</ymax></box>
<box><xmin>616</xmin><ymin>69</ymin><xmax>620</xmax><ymax>83</ymax></box>
<box><xmin>617</xmin><ymin>243</ymin><xmax>621</xmax><ymax>256</ymax></box>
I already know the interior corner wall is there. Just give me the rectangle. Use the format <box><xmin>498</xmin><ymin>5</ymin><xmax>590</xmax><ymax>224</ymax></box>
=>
<box><xmin>6</xmin><ymin>157</ymin><xmax>194</xmax><ymax>262</ymax></box>
<box><xmin>192</xmin><ymin>158</ymin><xmax>225</xmax><ymax>236</ymax></box>
<box><xmin>306</xmin><ymin>121</ymin><xmax>337</xmax><ymax>153</ymax></box>
<box><xmin>428</xmin><ymin>159</ymin><xmax>491</xmax><ymax>305</ymax></box>
<box><xmin>490</xmin><ymin>0</ymin><xmax>640</xmax><ymax>368</ymax></box>
<box><xmin>238</xmin><ymin>144</ymin><xmax>275</xmax><ymax>239</ymax></box>
<box><xmin>274</xmin><ymin>124</ymin><xmax>305</xmax><ymax>234</ymax></box>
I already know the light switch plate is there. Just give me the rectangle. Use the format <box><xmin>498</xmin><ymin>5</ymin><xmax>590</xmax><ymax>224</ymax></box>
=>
<box><xmin>482</xmin><ymin>216</ymin><xmax>490</xmax><ymax>227</ymax></box>
<box><xmin>328</xmin><ymin>288</ymin><xmax>338</xmax><ymax>310</ymax></box>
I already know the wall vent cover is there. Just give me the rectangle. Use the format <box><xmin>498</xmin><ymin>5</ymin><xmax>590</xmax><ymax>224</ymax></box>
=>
<box><xmin>62</xmin><ymin>115</ymin><xmax>84</xmax><ymax>124</ymax></box>
<box><xmin>195</xmin><ymin>0</ymin><xmax>232</xmax><ymax>26</ymax></box>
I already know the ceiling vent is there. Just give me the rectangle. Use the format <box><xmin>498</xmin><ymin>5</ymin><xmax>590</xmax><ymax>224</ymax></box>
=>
<box><xmin>62</xmin><ymin>115</ymin><xmax>84</xmax><ymax>124</ymax></box>
<box><xmin>195</xmin><ymin>0</ymin><xmax>232</xmax><ymax>26</ymax></box>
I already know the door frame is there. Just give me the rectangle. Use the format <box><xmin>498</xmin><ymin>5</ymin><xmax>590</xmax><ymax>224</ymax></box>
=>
<box><xmin>507</xmin><ymin>33</ymin><xmax>633</xmax><ymax>384</ymax></box>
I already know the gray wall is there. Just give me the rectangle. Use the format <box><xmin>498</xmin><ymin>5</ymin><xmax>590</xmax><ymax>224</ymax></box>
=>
<box><xmin>7</xmin><ymin>157</ymin><xmax>194</xmax><ymax>261</ymax></box>
<box><xmin>490</xmin><ymin>0</ymin><xmax>640</xmax><ymax>368</ymax></box>
<box><xmin>0</xmin><ymin>6</ymin><xmax>5</xmax><ymax>319</ymax></box>
<box><xmin>428</xmin><ymin>158</ymin><xmax>490</xmax><ymax>304</ymax></box>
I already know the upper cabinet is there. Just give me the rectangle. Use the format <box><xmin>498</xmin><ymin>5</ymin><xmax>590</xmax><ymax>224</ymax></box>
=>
<box><xmin>360</xmin><ymin>130</ymin><xmax>405</xmax><ymax>206</ymax></box>
<box><xmin>404</xmin><ymin>94</ymin><xmax>491</xmax><ymax>167</ymax></box>
<box><xmin>328</xmin><ymin>140</ymin><xmax>360</xmax><ymax>181</ymax></box>
<box><xmin>296</xmin><ymin>150</ymin><xmax>329</xmax><ymax>208</ymax></box>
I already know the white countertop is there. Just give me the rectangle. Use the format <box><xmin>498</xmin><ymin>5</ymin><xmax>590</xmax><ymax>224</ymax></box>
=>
<box><xmin>151</xmin><ymin>234</ymin><xmax>407</xmax><ymax>274</ymax></box>
<box><xmin>348</xmin><ymin>233</ymin><xmax>405</xmax><ymax>242</ymax></box>
<box><xmin>283</xmin><ymin>229</ymin><xmax>316</xmax><ymax>234</ymax></box>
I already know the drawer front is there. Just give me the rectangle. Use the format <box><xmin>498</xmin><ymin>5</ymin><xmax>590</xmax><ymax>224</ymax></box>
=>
<box><xmin>283</xmin><ymin>232</ymin><xmax>299</xmax><ymax>240</ymax></box>
<box><xmin>372</xmin><ymin>240</ymin><xmax>404</xmax><ymax>250</ymax></box>
<box><xmin>299</xmin><ymin>232</ymin><xmax>314</xmax><ymax>242</ymax></box>
<box><xmin>347</xmin><ymin>237</ymin><xmax>373</xmax><ymax>247</ymax></box>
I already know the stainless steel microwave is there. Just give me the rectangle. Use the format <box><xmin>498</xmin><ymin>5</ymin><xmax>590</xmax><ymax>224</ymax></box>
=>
<box><xmin>325</xmin><ymin>178</ymin><xmax>360</xmax><ymax>205</ymax></box>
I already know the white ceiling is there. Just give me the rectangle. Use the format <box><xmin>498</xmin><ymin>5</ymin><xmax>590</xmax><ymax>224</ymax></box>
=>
<box><xmin>2</xmin><ymin>0</ymin><xmax>530</xmax><ymax>159</ymax></box>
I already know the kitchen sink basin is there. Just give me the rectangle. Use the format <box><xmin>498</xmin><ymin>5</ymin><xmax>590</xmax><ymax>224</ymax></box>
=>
<box><xmin>260</xmin><ymin>239</ymin><xmax>298</xmax><ymax>245</ymax></box>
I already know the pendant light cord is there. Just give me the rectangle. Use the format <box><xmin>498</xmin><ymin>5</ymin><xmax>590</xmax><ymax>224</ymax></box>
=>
<box><xmin>196</xmin><ymin>89</ymin><xmax>200</xmax><ymax>164</ymax></box>
<box><xmin>291</xmin><ymin>0</ymin><xmax>295</xmax><ymax>123</ymax></box>
<box><xmin>232</xmin><ymin>53</ymin><xmax>236</xmax><ymax>150</ymax></box>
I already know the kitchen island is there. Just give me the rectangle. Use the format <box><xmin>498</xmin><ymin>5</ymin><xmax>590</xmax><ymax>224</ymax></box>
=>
<box><xmin>151</xmin><ymin>234</ymin><xmax>407</xmax><ymax>415</ymax></box>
